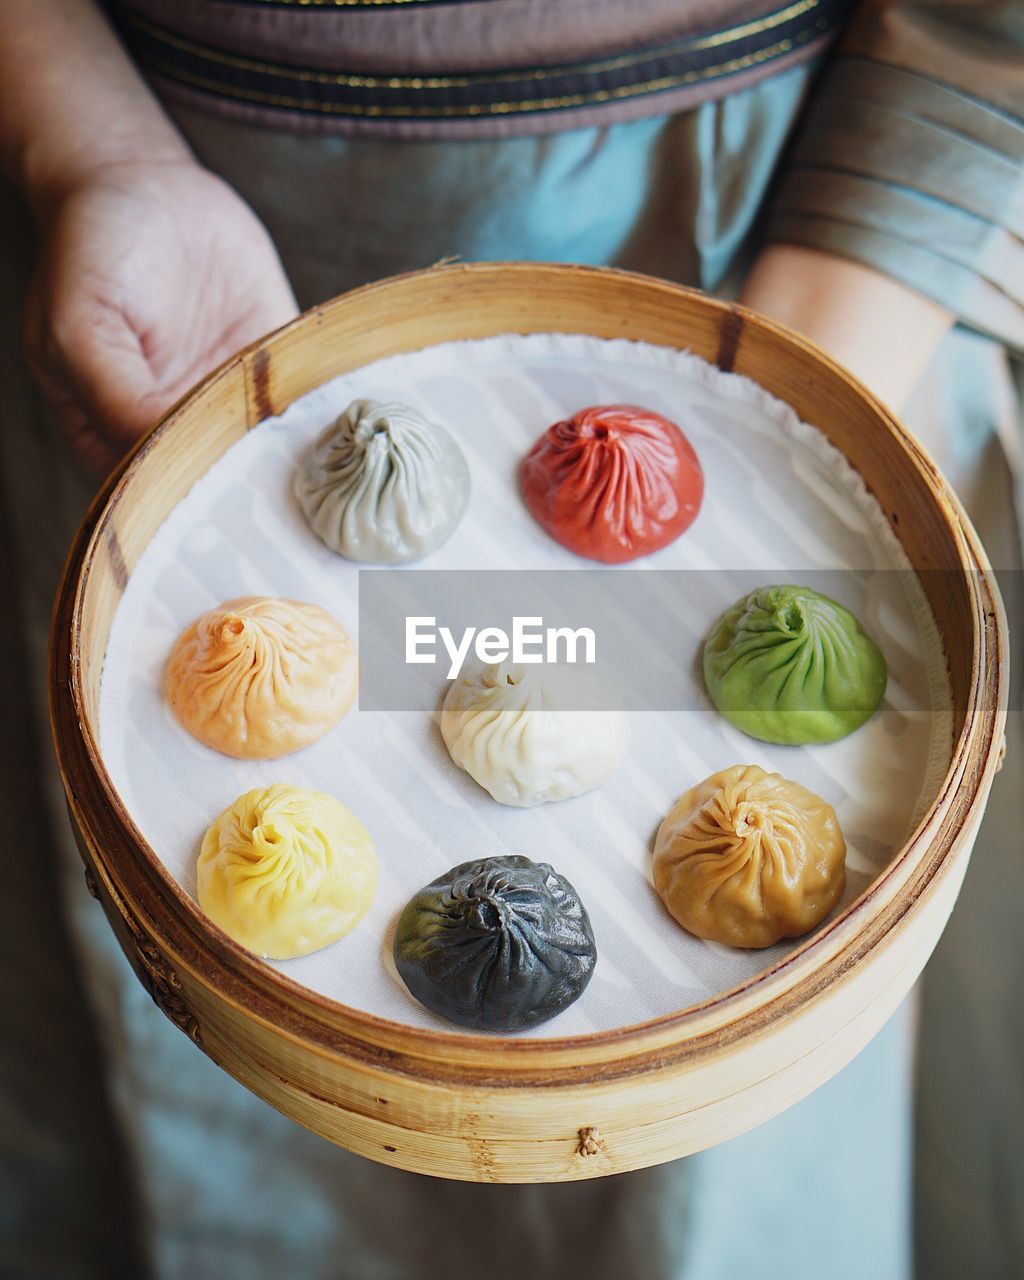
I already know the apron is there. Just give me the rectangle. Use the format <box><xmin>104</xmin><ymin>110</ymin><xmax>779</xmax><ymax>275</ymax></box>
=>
<box><xmin>1</xmin><ymin>58</ymin><xmax>1020</xmax><ymax>1280</ymax></box>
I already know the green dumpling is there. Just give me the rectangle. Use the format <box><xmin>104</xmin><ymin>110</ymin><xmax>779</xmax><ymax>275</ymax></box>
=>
<box><xmin>703</xmin><ymin>585</ymin><xmax>887</xmax><ymax>745</ymax></box>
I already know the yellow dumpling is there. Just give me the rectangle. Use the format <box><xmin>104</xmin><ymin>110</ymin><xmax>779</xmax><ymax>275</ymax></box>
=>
<box><xmin>197</xmin><ymin>784</ymin><xmax>377</xmax><ymax>959</ymax></box>
<box><xmin>167</xmin><ymin>596</ymin><xmax>356</xmax><ymax>759</ymax></box>
<box><xmin>652</xmin><ymin>764</ymin><xmax>846</xmax><ymax>949</ymax></box>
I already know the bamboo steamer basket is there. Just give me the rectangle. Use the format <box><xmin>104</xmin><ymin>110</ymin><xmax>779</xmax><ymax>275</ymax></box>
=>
<box><xmin>50</xmin><ymin>263</ymin><xmax>1007</xmax><ymax>1183</ymax></box>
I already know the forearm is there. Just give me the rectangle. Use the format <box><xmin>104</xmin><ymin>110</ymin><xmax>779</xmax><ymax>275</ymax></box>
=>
<box><xmin>741</xmin><ymin>245</ymin><xmax>954</xmax><ymax>411</ymax></box>
<box><xmin>0</xmin><ymin>0</ymin><xmax>191</xmax><ymax>220</ymax></box>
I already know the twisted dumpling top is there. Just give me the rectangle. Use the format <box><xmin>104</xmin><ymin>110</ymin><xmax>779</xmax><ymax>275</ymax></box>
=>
<box><xmin>166</xmin><ymin>596</ymin><xmax>357</xmax><ymax>759</ymax></box>
<box><xmin>520</xmin><ymin>404</ymin><xmax>703</xmax><ymax>563</ymax></box>
<box><xmin>197</xmin><ymin>784</ymin><xmax>377</xmax><ymax>959</ymax></box>
<box><xmin>295</xmin><ymin>398</ymin><xmax>471</xmax><ymax>563</ymax></box>
<box><xmin>440</xmin><ymin>660</ymin><xmax>630</xmax><ymax>807</ymax></box>
<box><xmin>703</xmin><ymin>585</ymin><xmax>888</xmax><ymax>744</ymax></box>
<box><xmin>393</xmin><ymin>854</ymin><xmax>597</xmax><ymax>1032</ymax></box>
<box><xmin>653</xmin><ymin>764</ymin><xmax>846</xmax><ymax>949</ymax></box>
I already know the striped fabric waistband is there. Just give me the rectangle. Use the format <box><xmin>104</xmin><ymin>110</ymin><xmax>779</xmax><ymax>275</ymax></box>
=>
<box><xmin>108</xmin><ymin>0</ymin><xmax>852</xmax><ymax>139</ymax></box>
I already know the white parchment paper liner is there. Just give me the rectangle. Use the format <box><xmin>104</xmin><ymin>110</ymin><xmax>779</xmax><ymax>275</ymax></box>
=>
<box><xmin>100</xmin><ymin>334</ymin><xmax>953</xmax><ymax>1037</ymax></box>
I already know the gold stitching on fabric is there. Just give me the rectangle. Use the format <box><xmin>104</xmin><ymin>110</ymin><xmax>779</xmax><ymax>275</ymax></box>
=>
<box><xmin>140</xmin><ymin>33</ymin><xmax>819</xmax><ymax>118</ymax></box>
<box><xmin>118</xmin><ymin>0</ymin><xmax>822</xmax><ymax>91</ymax></box>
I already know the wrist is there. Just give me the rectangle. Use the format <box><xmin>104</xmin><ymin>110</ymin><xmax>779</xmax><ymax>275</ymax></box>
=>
<box><xmin>741</xmin><ymin>245</ymin><xmax>954</xmax><ymax>410</ymax></box>
<box><xmin>0</xmin><ymin>0</ymin><xmax>194</xmax><ymax>225</ymax></box>
<box><xmin>21</xmin><ymin>126</ymin><xmax>193</xmax><ymax>227</ymax></box>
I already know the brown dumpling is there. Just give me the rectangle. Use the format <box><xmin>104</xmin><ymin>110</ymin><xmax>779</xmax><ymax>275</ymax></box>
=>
<box><xmin>652</xmin><ymin>764</ymin><xmax>846</xmax><ymax>949</ymax></box>
<box><xmin>166</xmin><ymin>596</ymin><xmax>356</xmax><ymax>759</ymax></box>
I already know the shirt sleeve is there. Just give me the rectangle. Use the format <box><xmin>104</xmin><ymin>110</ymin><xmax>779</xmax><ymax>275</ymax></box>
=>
<box><xmin>766</xmin><ymin>0</ymin><xmax>1024</xmax><ymax>351</ymax></box>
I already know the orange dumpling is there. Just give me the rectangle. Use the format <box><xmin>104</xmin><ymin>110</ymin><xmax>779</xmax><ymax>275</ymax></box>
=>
<box><xmin>166</xmin><ymin>596</ymin><xmax>356</xmax><ymax>759</ymax></box>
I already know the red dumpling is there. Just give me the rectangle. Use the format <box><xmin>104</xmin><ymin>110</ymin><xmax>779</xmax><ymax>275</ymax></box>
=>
<box><xmin>520</xmin><ymin>404</ymin><xmax>704</xmax><ymax>563</ymax></box>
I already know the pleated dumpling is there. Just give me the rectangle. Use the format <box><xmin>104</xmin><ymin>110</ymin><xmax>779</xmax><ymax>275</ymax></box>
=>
<box><xmin>167</xmin><ymin>596</ymin><xmax>356</xmax><ymax>758</ymax></box>
<box><xmin>653</xmin><ymin>764</ymin><xmax>846</xmax><ymax>949</ymax></box>
<box><xmin>295</xmin><ymin>398</ymin><xmax>470</xmax><ymax>563</ymax></box>
<box><xmin>520</xmin><ymin>404</ymin><xmax>703</xmax><ymax>563</ymax></box>
<box><xmin>393</xmin><ymin>855</ymin><xmax>597</xmax><ymax>1031</ymax></box>
<box><xmin>440</xmin><ymin>660</ymin><xmax>630</xmax><ymax>807</ymax></box>
<box><xmin>703</xmin><ymin>585</ymin><xmax>887</xmax><ymax>744</ymax></box>
<box><xmin>198</xmin><ymin>784</ymin><xmax>377</xmax><ymax>959</ymax></box>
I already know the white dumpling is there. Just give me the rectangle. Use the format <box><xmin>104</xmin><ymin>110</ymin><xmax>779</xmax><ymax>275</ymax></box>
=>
<box><xmin>295</xmin><ymin>398</ymin><xmax>470</xmax><ymax>564</ymax></box>
<box><xmin>440</xmin><ymin>660</ymin><xmax>630</xmax><ymax>807</ymax></box>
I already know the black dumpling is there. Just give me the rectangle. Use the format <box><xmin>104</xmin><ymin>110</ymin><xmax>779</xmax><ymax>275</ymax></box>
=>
<box><xmin>393</xmin><ymin>855</ymin><xmax>597</xmax><ymax>1032</ymax></box>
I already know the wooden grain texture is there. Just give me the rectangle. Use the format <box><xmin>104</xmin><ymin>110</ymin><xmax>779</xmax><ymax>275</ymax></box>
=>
<box><xmin>49</xmin><ymin>263</ymin><xmax>1008</xmax><ymax>1182</ymax></box>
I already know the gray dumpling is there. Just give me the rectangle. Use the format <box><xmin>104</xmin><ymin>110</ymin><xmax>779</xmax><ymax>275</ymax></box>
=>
<box><xmin>295</xmin><ymin>398</ymin><xmax>471</xmax><ymax>563</ymax></box>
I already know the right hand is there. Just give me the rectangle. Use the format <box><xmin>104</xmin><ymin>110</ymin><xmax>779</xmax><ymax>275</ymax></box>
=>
<box><xmin>24</xmin><ymin>157</ymin><xmax>298</xmax><ymax>474</ymax></box>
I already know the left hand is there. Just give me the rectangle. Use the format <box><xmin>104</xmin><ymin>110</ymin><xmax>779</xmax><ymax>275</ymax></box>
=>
<box><xmin>23</xmin><ymin>157</ymin><xmax>298</xmax><ymax>474</ymax></box>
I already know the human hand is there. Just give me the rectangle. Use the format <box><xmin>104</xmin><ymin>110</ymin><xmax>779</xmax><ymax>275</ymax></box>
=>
<box><xmin>741</xmin><ymin>246</ymin><xmax>953</xmax><ymax>413</ymax></box>
<box><xmin>24</xmin><ymin>158</ymin><xmax>298</xmax><ymax>473</ymax></box>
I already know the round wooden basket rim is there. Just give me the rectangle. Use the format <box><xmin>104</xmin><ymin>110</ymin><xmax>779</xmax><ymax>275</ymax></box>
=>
<box><xmin>51</xmin><ymin>262</ymin><xmax>1005</xmax><ymax>1070</ymax></box>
